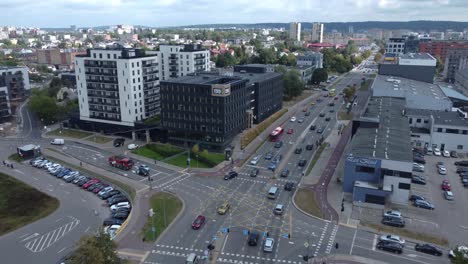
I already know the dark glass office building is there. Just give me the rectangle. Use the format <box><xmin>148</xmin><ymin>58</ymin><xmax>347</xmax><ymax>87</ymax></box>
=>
<box><xmin>160</xmin><ymin>65</ymin><xmax>283</xmax><ymax>150</ymax></box>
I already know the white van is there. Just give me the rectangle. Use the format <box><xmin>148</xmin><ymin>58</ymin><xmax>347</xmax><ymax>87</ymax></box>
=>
<box><xmin>185</xmin><ymin>253</ymin><xmax>199</xmax><ymax>264</ymax></box>
<box><xmin>110</xmin><ymin>202</ymin><xmax>131</xmax><ymax>212</ymax></box>
<box><xmin>51</xmin><ymin>138</ymin><xmax>65</xmax><ymax>145</ymax></box>
<box><xmin>267</xmin><ymin>187</ymin><xmax>279</xmax><ymax>199</ymax></box>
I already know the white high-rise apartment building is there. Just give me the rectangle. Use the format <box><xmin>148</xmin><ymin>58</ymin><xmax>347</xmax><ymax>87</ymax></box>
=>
<box><xmin>312</xmin><ymin>23</ymin><xmax>324</xmax><ymax>43</ymax></box>
<box><xmin>289</xmin><ymin>22</ymin><xmax>301</xmax><ymax>41</ymax></box>
<box><xmin>159</xmin><ymin>44</ymin><xmax>210</xmax><ymax>81</ymax></box>
<box><xmin>75</xmin><ymin>47</ymin><xmax>161</xmax><ymax>127</ymax></box>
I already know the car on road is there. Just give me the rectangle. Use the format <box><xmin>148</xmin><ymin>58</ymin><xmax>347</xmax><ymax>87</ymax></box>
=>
<box><xmin>290</xmin><ymin>117</ymin><xmax>296</xmax><ymax>122</ymax></box>
<box><xmin>248</xmin><ymin>232</ymin><xmax>259</xmax><ymax>246</ymax></box>
<box><xmin>305</xmin><ymin>112</ymin><xmax>310</xmax><ymax>116</ymax></box>
<box><xmin>444</xmin><ymin>191</ymin><xmax>454</xmax><ymax>200</ymax></box>
<box><xmin>302</xmin><ymin>107</ymin><xmax>308</xmax><ymax>112</ymax></box>
<box><xmin>113</xmin><ymin>138</ymin><xmax>125</xmax><ymax>147</ymax></box>
<box><xmin>310</xmin><ymin>125</ymin><xmax>316</xmax><ymax>131</ymax></box>
<box><xmin>127</xmin><ymin>143</ymin><xmax>139</xmax><ymax>150</ymax></box>
<box><xmin>377</xmin><ymin>241</ymin><xmax>403</xmax><ymax>254</ymax></box>
<box><xmin>329</xmin><ymin>109</ymin><xmax>335</xmax><ymax>113</ymax></box>
<box><xmin>381</xmin><ymin>217</ymin><xmax>405</xmax><ymax>228</ymax></box>
<box><xmin>274</xmin><ymin>141</ymin><xmax>283</xmax><ymax>148</ymax></box>
<box><xmin>250</xmin><ymin>155</ymin><xmax>261</xmax><ymax>165</ymax></box>
<box><xmin>319</xmin><ymin>113</ymin><xmax>325</xmax><ymax>117</ymax></box>
<box><xmin>441</xmin><ymin>180</ymin><xmax>451</xmax><ymax>191</ymax></box>
<box><xmin>325</xmin><ymin>117</ymin><xmax>331</xmax><ymax>121</ymax></box>
<box><xmin>263</xmin><ymin>238</ymin><xmax>274</xmax><ymax>252</ymax></box>
<box><xmin>268</xmin><ymin>161</ymin><xmax>278</xmax><ymax>171</ymax></box>
<box><xmin>217</xmin><ymin>202</ymin><xmax>230</xmax><ymax>215</ymax></box>
<box><xmin>450</xmin><ymin>151</ymin><xmax>458</xmax><ymax>158</ymax></box>
<box><xmin>287</xmin><ymin>129</ymin><xmax>294</xmax><ymax>134</ymax></box>
<box><xmin>264</xmin><ymin>152</ymin><xmax>274</xmax><ymax>160</ymax></box>
<box><xmin>434</xmin><ymin>148</ymin><xmax>441</xmax><ymax>156</ymax></box>
<box><xmin>273</xmin><ymin>204</ymin><xmax>284</xmax><ymax>215</ymax></box>
<box><xmin>442</xmin><ymin>150</ymin><xmax>450</xmax><ymax>157</ymax></box>
<box><xmin>250</xmin><ymin>168</ymin><xmax>259</xmax><ymax>177</ymax></box>
<box><xmin>413</xmin><ymin>199</ymin><xmax>434</xmax><ymax>210</ymax></box>
<box><xmin>328</xmin><ymin>102</ymin><xmax>335</xmax><ymax>107</ymax></box>
<box><xmin>298</xmin><ymin>159</ymin><xmax>307</xmax><ymax>167</ymax></box>
<box><xmin>281</xmin><ymin>168</ymin><xmax>290</xmax><ymax>177</ymax></box>
<box><xmin>379</xmin><ymin>234</ymin><xmax>405</xmax><ymax>245</ymax></box>
<box><xmin>411</xmin><ymin>175</ymin><xmax>426</xmax><ymax>185</ymax></box>
<box><xmin>414</xmin><ymin>243</ymin><xmax>442</xmax><ymax>256</ymax></box>
<box><xmin>383</xmin><ymin>210</ymin><xmax>402</xmax><ymax>219</ymax></box>
<box><xmin>295</xmin><ymin>148</ymin><xmax>302</xmax><ymax>154</ymax></box>
<box><xmin>455</xmin><ymin>160</ymin><xmax>468</xmax><ymax>167</ymax></box>
<box><xmin>284</xmin><ymin>182</ymin><xmax>295</xmax><ymax>191</ymax></box>
<box><xmin>306</xmin><ymin>144</ymin><xmax>314</xmax><ymax>151</ymax></box>
<box><xmin>224</xmin><ymin>171</ymin><xmax>238</xmax><ymax>180</ymax></box>
<box><xmin>191</xmin><ymin>215</ymin><xmax>205</xmax><ymax>230</ymax></box>
<box><xmin>317</xmin><ymin>127</ymin><xmax>324</xmax><ymax>134</ymax></box>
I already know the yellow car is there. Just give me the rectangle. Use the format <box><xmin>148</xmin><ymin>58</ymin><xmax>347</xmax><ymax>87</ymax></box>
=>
<box><xmin>217</xmin><ymin>202</ymin><xmax>230</xmax><ymax>215</ymax></box>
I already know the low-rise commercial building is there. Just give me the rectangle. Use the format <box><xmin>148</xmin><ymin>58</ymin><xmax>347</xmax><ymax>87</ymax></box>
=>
<box><xmin>378</xmin><ymin>53</ymin><xmax>436</xmax><ymax>83</ymax></box>
<box><xmin>344</xmin><ymin>97</ymin><xmax>413</xmax><ymax>206</ymax></box>
<box><xmin>37</xmin><ymin>48</ymin><xmax>85</xmax><ymax>69</ymax></box>
<box><xmin>385</xmin><ymin>38</ymin><xmax>406</xmax><ymax>55</ymax></box>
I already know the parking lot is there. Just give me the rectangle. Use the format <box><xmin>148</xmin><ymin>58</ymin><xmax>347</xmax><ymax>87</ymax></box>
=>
<box><xmin>354</xmin><ymin>153</ymin><xmax>468</xmax><ymax>247</ymax></box>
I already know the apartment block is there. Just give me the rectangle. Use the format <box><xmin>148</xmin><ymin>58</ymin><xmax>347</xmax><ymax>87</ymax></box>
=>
<box><xmin>159</xmin><ymin>44</ymin><xmax>210</xmax><ymax>81</ymax></box>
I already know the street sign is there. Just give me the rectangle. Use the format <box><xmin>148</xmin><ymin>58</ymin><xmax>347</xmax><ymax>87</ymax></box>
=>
<box><xmin>262</xmin><ymin>232</ymin><xmax>267</xmax><ymax>237</ymax></box>
<box><xmin>221</xmin><ymin>228</ymin><xmax>228</xmax><ymax>233</ymax></box>
<box><xmin>243</xmin><ymin>230</ymin><xmax>249</xmax><ymax>235</ymax></box>
<box><xmin>304</xmin><ymin>241</ymin><xmax>309</xmax><ymax>248</ymax></box>
<box><xmin>282</xmin><ymin>233</ymin><xmax>289</xmax><ymax>239</ymax></box>
<box><xmin>212</xmin><ymin>235</ymin><xmax>218</xmax><ymax>241</ymax></box>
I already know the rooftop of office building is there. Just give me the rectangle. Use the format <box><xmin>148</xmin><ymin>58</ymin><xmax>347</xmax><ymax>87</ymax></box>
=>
<box><xmin>161</xmin><ymin>70</ymin><xmax>281</xmax><ymax>86</ymax></box>
<box><xmin>349</xmin><ymin>97</ymin><xmax>412</xmax><ymax>162</ymax></box>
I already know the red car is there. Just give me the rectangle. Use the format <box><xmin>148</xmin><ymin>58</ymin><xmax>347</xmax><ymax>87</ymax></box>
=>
<box><xmin>287</xmin><ymin>129</ymin><xmax>294</xmax><ymax>134</ymax></box>
<box><xmin>334</xmin><ymin>96</ymin><xmax>339</xmax><ymax>100</ymax></box>
<box><xmin>192</xmin><ymin>215</ymin><xmax>205</xmax><ymax>230</ymax></box>
<box><xmin>441</xmin><ymin>180</ymin><xmax>451</xmax><ymax>191</ymax></box>
<box><xmin>82</xmin><ymin>179</ymin><xmax>99</xmax><ymax>189</ymax></box>
<box><xmin>302</xmin><ymin>107</ymin><xmax>308</xmax><ymax>112</ymax></box>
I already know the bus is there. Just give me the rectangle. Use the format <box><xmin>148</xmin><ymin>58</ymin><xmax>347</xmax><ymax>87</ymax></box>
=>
<box><xmin>270</xmin><ymin>127</ymin><xmax>284</xmax><ymax>142</ymax></box>
<box><xmin>328</xmin><ymin>88</ymin><xmax>336</xmax><ymax>97</ymax></box>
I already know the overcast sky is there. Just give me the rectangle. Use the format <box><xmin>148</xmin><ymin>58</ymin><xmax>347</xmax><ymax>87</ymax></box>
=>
<box><xmin>1</xmin><ymin>0</ymin><xmax>467</xmax><ymax>28</ymax></box>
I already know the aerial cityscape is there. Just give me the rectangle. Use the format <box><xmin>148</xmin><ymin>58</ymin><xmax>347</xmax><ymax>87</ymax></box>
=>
<box><xmin>1</xmin><ymin>1</ymin><xmax>468</xmax><ymax>264</ymax></box>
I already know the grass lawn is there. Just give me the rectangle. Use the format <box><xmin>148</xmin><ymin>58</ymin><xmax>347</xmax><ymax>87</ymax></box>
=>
<box><xmin>166</xmin><ymin>151</ymin><xmax>225</xmax><ymax>168</ymax></box>
<box><xmin>305</xmin><ymin>143</ymin><xmax>328</xmax><ymax>176</ymax></box>
<box><xmin>361</xmin><ymin>222</ymin><xmax>449</xmax><ymax>247</ymax></box>
<box><xmin>8</xmin><ymin>153</ymin><xmax>23</xmax><ymax>162</ymax></box>
<box><xmin>47</xmin><ymin>128</ymin><xmax>92</xmax><ymax>139</ymax></box>
<box><xmin>132</xmin><ymin>144</ymin><xmax>184</xmax><ymax>161</ymax></box>
<box><xmin>44</xmin><ymin>155</ymin><xmax>136</xmax><ymax>200</ymax></box>
<box><xmin>86</xmin><ymin>135</ymin><xmax>112</xmax><ymax>144</ymax></box>
<box><xmin>141</xmin><ymin>192</ymin><xmax>182</xmax><ymax>242</ymax></box>
<box><xmin>0</xmin><ymin>173</ymin><xmax>59</xmax><ymax>236</ymax></box>
<box><xmin>294</xmin><ymin>188</ymin><xmax>323</xmax><ymax>219</ymax></box>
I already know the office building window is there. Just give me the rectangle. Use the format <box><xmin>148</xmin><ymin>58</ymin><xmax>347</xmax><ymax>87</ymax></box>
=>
<box><xmin>398</xmin><ymin>183</ymin><xmax>410</xmax><ymax>190</ymax></box>
<box><xmin>424</xmin><ymin>119</ymin><xmax>429</xmax><ymax>124</ymax></box>
<box><xmin>107</xmin><ymin>54</ymin><xmax>110</xmax><ymax>59</ymax></box>
<box><xmin>458</xmin><ymin>145</ymin><xmax>463</xmax><ymax>150</ymax></box>
<box><xmin>356</xmin><ymin>166</ymin><xmax>375</xmax><ymax>173</ymax></box>
<box><xmin>409</xmin><ymin>118</ymin><xmax>412</xmax><ymax>124</ymax></box>
<box><xmin>416</xmin><ymin>118</ymin><xmax>421</xmax><ymax>123</ymax></box>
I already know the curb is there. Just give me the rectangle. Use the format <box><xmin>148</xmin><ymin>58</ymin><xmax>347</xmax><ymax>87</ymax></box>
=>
<box><xmin>291</xmin><ymin>187</ymin><xmax>331</xmax><ymax>223</ymax></box>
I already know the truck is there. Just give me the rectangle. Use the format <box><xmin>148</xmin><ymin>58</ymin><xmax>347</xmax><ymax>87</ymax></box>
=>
<box><xmin>108</xmin><ymin>155</ymin><xmax>134</xmax><ymax>170</ymax></box>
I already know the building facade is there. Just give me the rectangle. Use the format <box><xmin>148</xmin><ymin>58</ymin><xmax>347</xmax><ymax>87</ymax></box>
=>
<box><xmin>378</xmin><ymin>53</ymin><xmax>437</xmax><ymax>83</ymax></box>
<box><xmin>419</xmin><ymin>40</ymin><xmax>468</xmax><ymax>62</ymax></box>
<box><xmin>0</xmin><ymin>66</ymin><xmax>30</xmax><ymax>121</ymax></box>
<box><xmin>160</xmin><ymin>66</ymin><xmax>283</xmax><ymax>150</ymax></box>
<box><xmin>455</xmin><ymin>68</ymin><xmax>468</xmax><ymax>96</ymax></box>
<box><xmin>289</xmin><ymin>22</ymin><xmax>301</xmax><ymax>42</ymax></box>
<box><xmin>37</xmin><ymin>49</ymin><xmax>85</xmax><ymax>69</ymax></box>
<box><xmin>443</xmin><ymin>48</ymin><xmax>468</xmax><ymax>83</ymax></box>
<box><xmin>75</xmin><ymin>48</ymin><xmax>160</xmax><ymax>127</ymax></box>
<box><xmin>385</xmin><ymin>38</ymin><xmax>406</xmax><ymax>55</ymax></box>
<box><xmin>297</xmin><ymin>52</ymin><xmax>323</xmax><ymax>69</ymax></box>
<box><xmin>159</xmin><ymin>44</ymin><xmax>210</xmax><ymax>81</ymax></box>
<box><xmin>311</xmin><ymin>23</ymin><xmax>324</xmax><ymax>43</ymax></box>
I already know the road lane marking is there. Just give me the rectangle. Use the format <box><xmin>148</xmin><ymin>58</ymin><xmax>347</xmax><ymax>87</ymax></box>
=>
<box><xmin>372</xmin><ymin>234</ymin><xmax>377</xmax><ymax>251</ymax></box>
<box><xmin>350</xmin><ymin>227</ymin><xmax>357</xmax><ymax>255</ymax></box>
<box><xmin>57</xmin><ymin>247</ymin><xmax>67</xmax><ymax>254</ymax></box>
<box><xmin>24</xmin><ymin>217</ymin><xmax>80</xmax><ymax>252</ymax></box>
<box><xmin>19</xmin><ymin>233</ymin><xmax>39</xmax><ymax>242</ymax></box>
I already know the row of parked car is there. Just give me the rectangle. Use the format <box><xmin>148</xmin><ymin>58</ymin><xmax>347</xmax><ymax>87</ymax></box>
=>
<box><xmin>29</xmin><ymin>157</ymin><xmax>131</xmax><ymax>239</ymax></box>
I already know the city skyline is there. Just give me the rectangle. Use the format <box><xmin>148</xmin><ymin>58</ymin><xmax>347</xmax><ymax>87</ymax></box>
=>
<box><xmin>1</xmin><ymin>0</ymin><xmax>468</xmax><ymax>28</ymax></box>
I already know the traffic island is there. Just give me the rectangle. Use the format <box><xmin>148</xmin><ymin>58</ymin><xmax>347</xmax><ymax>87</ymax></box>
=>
<box><xmin>294</xmin><ymin>188</ymin><xmax>324</xmax><ymax>219</ymax></box>
<box><xmin>141</xmin><ymin>192</ymin><xmax>182</xmax><ymax>242</ymax></box>
<box><xmin>0</xmin><ymin>172</ymin><xmax>59</xmax><ymax>236</ymax></box>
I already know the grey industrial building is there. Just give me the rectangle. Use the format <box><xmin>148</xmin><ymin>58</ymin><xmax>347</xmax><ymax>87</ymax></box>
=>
<box><xmin>344</xmin><ymin>97</ymin><xmax>413</xmax><ymax>206</ymax></box>
<box><xmin>160</xmin><ymin>65</ymin><xmax>283</xmax><ymax>150</ymax></box>
<box><xmin>378</xmin><ymin>53</ymin><xmax>436</xmax><ymax>83</ymax></box>
<box><xmin>455</xmin><ymin>68</ymin><xmax>468</xmax><ymax>97</ymax></box>
<box><xmin>0</xmin><ymin>66</ymin><xmax>31</xmax><ymax>121</ymax></box>
<box><xmin>443</xmin><ymin>48</ymin><xmax>468</xmax><ymax>83</ymax></box>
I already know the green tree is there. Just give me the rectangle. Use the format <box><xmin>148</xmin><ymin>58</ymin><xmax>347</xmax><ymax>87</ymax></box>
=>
<box><xmin>47</xmin><ymin>77</ymin><xmax>64</xmax><ymax>97</ymax></box>
<box><xmin>286</xmin><ymin>54</ymin><xmax>297</xmax><ymax>66</ymax></box>
<box><xmin>28</xmin><ymin>91</ymin><xmax>60</xmax><ymax>124</ymax></box>
<box><xmin>362</xmin><ymin>50</ymin><xmax>372</xmax><ymax>59</ymax></box>
<box><xmin>192</xmin><ymin>144</ymin><xmax>200</xmax><ymax>154</ymax></box>
<box><xmin>249</xmin><ymin>39</ymin><xmax>262</xmax><ymax>50</ymax></box>
<box><xmin>93</xmin><ymin>35</ymin><xmax>105</xmax><ymax>42</ymax></box>
<box><xmin>311</xmin><ymin>68</ymin><xmax>328</xmax><ymax>85</ymax></box>
<box><xmin>343</xmin><ymin>87</ymin><xmax>357</xmax><ymax>100</ymax></box>
<box><xmin>283</xmin><ymin>69</ymin><xmax>304</xmax><ymax>100</ymax></box>
<box><xmin>58</xmin><ymin>41</ymin><xmax>67</xmax><ymax>49</ymax></box>
<box><xmin>436</xmin><ymin>57</ymin><xmax>444</xmax><ymax>75</ymax></box>
<box><xmin>450</xmin><ymin>248</ymin><xmax>468</xmax><ymax>264</ymax></box>
<box><xmin>69</xmin><ymin>231</ymin><xmax>119</xmax><ymax>264</ymax></box>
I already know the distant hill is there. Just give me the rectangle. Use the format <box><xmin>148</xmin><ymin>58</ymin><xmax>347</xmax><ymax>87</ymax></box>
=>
<box><xmin>179</xmin><ymin>21</ymin><xmax>468</xmax><ymax>32</ymax></box>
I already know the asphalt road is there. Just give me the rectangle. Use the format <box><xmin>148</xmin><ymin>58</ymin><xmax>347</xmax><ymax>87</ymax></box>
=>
<box><xmin>0</xmin><ymin>141</ymin><xmax>108</xmax><ymax>264</ymax></box>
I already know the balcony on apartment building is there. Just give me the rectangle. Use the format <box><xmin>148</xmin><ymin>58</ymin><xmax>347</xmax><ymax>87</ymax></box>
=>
<box><xmin>86</xmin><ymin>83</ymin><xmax>118</xmax><ymax>91</ymax></box>
<box><xmin>89</xmin><ymin>99</ymin><xmax>120</xmax><ymax>106</ymax></box>
<box><xmin>87</xmin><ymin>91</ymin><xmax>119</xmax><ymax>99</ymax></box>
<box><xmin>85</xmin><ymin>76</ymin><xmax>118</xmax><ymax>84</ymax></box>
<box><xmin>89</xmin><ymin>113</ymin><xmax>121</xmax><ymax>121</ymax></box>
<box><xmin>85</xmin><ymin>68</ymin><xmax>118</xmax><ymax>76</ymax></box>
<box><xmin>84</xmin><ymin>61</ymin><xmax>117</xmax><ymax>68</ymax></box>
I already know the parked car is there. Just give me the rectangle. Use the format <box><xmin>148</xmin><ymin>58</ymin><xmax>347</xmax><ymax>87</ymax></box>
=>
<box><xmin>274</xmin><ymin>141</ymin><xmax>283</xmax><ymax>148</ymax></box>
<box><xmin>436</xmin><ymin>161</ymin><xmax>444</xmax><ymax>169</ymax></box>
<box><xmin>413</xmin><ymin>156</ymin><xmax>426</xmax><ymax>164</ymax></box>
<box><xmin>306</xmin><ymin>144</ymin><xmax>314</xmax><ymax>151</ymax></box>
<box><xmin>103</xmin><ymin>218</ymin><xmax>125</xmax><ymax>226</ymax></box>
<box><xmin>457</xmin><ymin>167</ymin><xmax>468</xmax><ymax>173</ymax></box>
<box><xmin>284</xmin><ymin>182</ymin><xmax>295</xmax><ymax>191</ymax></box>
<box><xmin>442</xmin><ymin>150</ymin><xmax>450</xmax><ymax>157</ymax></box>
<box><xmin>409</xmin><ymin>194</ymin><xmax>426</xmax><ymax>202</ymax></box>
<box><xmin>263</xmin><ymin>238</ymin><xmax>274</xmax><ymax>252</ymax></box>
<box><xmin>414</xmin><ymin>244</ymin><xmax>442</xmax><ymax>256</ymax></box>
<box><xmin>290</xmin><ymin>117</ymin><xmax>296</xmax><ymax>122</ymax></box>
<box><xmin>100</xmin><ymin>189</ymin><xmax>120</xmax><ymax>199</ymax></box>
<box><xmin>87</xmin><ymin>182</ymin><xmax>103</xmax><ymax>192</ymax></box>
<box><xmin>450</xmin><ymin>151</ymin><xmax>458</xmax><ymax>158</ymax></box>
<box><xmin>294</xmin><ymin>148</ymin><xmax>302</xmax><ymax>154</ymax></box>
<box><xmin>455</xmin><ymin>160</ymin><xmax>468</xmax><ymax>167</ymax></box>
<box><xmin>412</xmin><ymin>163</ymin><xmax>425</xmax><ymax>172</ymax></box>
<box><xmin>108</xmin><ymin>195</ymin><xmax>129</xmax><ymax>206</ymax></box>
<box><xmin>250</xmin><ymin>168</ymin><xmax>259</xmax><ymax>177</ymax></box>
<box><xmin>224</xmin><ymin>171</ymin><xmax>238</xmax><ymax>180</ymax></box>
<box><xmin>98</xmin><ymin>186</ymin><xmax>114</xmax><ymax>196</ymax></box>
<box><xmin>444</xmin><ymin>191</ymin><xmax>454</xmax><ymax>200</ymax></box>
<box><xmin>381</xmin><ymin>217</ymin><xmax>405</xmax><ymax>228</ymax></box>
<box><xmin>73</xmin><ymin>175</ymin><xmax>87</xmax><ymax>184</ymax></box>
<box><xmin>127</xmin><ymin>143</ymin><xmax>139</xmax><ymax>150</ymax></box>
<box><xmin>93</xmin><ymin>184</ymin><xmax>108</xmax><ymax>194</ymax></box>
<box><xmin>112</xmin><ymin>210</ymin><xmax>129</xmax><ymax>219</ymax></box>
<box><xmin>310</xmin><ymin>125</ymin><xmax>316</xmax><ymax>131</ymax></box>
<box><xmin>377</xmin><ymin>241</ymin><xmax>403</xmax><ymax>254</ymax></box>
<box><xmin>317</xmin><ymin>127</ymin><xmax>324</xmax><ymax>134</ymax></box>
<box><xmin>383</xmin><ymin>210</ymin><xmax>402</xmax><ymax>219</ymax></box>
<box><xmin>379</xmin><ymin>234</ymin><xmax>405</xmax><ymax>245</ymax></box>
<box><xmin>110</xmin><ymin>202</ymin><xmax>131</xmax><ymax>212</ymax></box>
<box><xmin>281</xmin><ymin>168</ymin><xmax>290</xmax><ymax>177</ymax></box>
<box><xmin>413</xmin><ymin>199</ymin><xmax>434</xmax><ymax>210</ymax></box>
<box><xmin>411</xmin><ymin>175</ymin><xmax>426</xmax><ymax>185</ymax></box>
<box><xmin>264</xmin><ymin>152</ymin><xmax>274</xmax><ymax>160</ymax></box>
<box><xmin>192</xmin><ymin>215</ymin><xmax>205</xmax><ymax>230</ymax></box>
<box><xmin>248</xmin><ymin>232</ymin><xmax>259</xmax><ymax>246</ymax></box>
<box><xmin>250</xmin><ymin>155</ymin><xmax>261</xmax><ymax>165</ymax></box>
<box><xmin>441</xmin><ymin>180</ymin><xmax>451</xmax><ymax>191</ymax></box>
<box><xmin>434</xmin><ymin>148</ymin><xmax>441</xmax><ymax>156</ymax></box>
